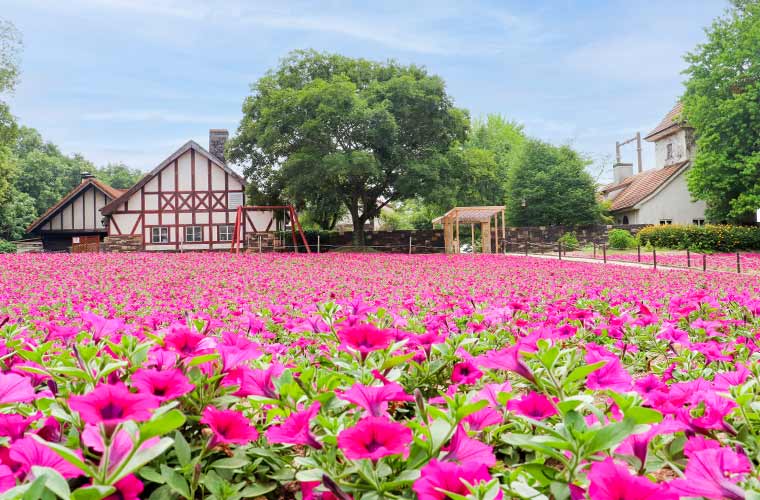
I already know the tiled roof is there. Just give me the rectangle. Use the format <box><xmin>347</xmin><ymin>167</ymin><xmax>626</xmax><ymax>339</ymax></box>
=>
<box><xmin>26</xmin><ymin>177</ymin><xmax>124</xmax><ymax>233</ymax></box>
<box><xmin>644</xmin><ymin>102</ymin><xmax>684</xmax><ymax>141</ymax></box>
<box><xmin>601</xmin><ymin>161</ymin><xmax>689</xmax><ymax>211</ymax></box>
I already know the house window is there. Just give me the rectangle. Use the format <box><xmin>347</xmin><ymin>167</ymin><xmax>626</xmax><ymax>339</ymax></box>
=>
<box><xmin>218</xmin><ymin>225</ymin><xmax>234</xmax><ymax>242</ymax></box>
<box><xmin>151</xmin><ymin>227</ymin><xmax>169</xmax><ymax>243</ymax></box>
<box><xmin>184</xmin><ymin>226</ymin><xmax>203</xmax><ymax>242</ymax></box>
<box><xmin>622</xmin><ymin>215</ymin><xmax>629</xmax><ymax>225</ymax></box>
<box><xmin>228</xmin><ymin>192</ymin><xmax>243</xmax><ymax>210</ymax></box>
<box><xmin>693</xmin><ymin>218</ymin><xmax>705</xmax><ymax>226</ymax></box>
<box><xmin>666</xmin><ymin>143</ymin><xmax>673</xmax><ymax>160</ymax></box>
<box><xmin>659</xmin><ymin>219</ymin><xmax>673</xmax><ymax>225</ymax></box>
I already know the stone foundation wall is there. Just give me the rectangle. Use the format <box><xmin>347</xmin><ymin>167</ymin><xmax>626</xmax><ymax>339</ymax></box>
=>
<box><xmin>104</xmin><ymin>235</ymin><xmax>143</xmax><ymax>252</ymax></box>
<box><xmin>502</xmin><ymin>224</ymin><xmax>650</xmax><ymax>251</ymax></box>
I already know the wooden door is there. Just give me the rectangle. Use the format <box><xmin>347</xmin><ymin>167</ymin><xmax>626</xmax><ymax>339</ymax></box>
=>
<box><xmin>72</xmin><ymin>235</ymin><xmax>100</xmax><ymax>253</ymax></box>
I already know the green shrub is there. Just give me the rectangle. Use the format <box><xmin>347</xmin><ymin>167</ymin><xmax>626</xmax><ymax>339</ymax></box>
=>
<box><xmin>557</xmin><ymin>232</ymin><xmax>580</xmax><ymax>251</ymax></box>
<box><xmin>607</xmin><ymin>229</ymin><xmax>637</xmax><ymax>249</ymax></box>
<box><xmin>636</xmin><ymin>224</ymin><xmax>760</xmax><ymax>252</ymax></box>
<box><xmin>0</xmin><ymin>240</ymin><xmax>16</xmax><ymax>253</ymax></box>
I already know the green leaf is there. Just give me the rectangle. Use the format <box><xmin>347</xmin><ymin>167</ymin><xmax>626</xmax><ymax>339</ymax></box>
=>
<box><xmin>138</xmin><ymin>467</ymin><xmax>166</xmax><ymax>485</ymax></box>
<box><xmin>186</xmin><ymin>353</ymin><xmax>219</xmax><ymax>367</ymax></box>
<box><xmin>585</xmin><ymin>418</ymin><xmax>635</xmax><ymax>454</ymax></box>
<box><xmin>624</xmin><ymin>407</ymin><xmax>663</xmax><ymax>425</ymax></box>
<box><xmin>30</xmin><ymin>467</ymin><xmax>70</xmax><ymax>500</ymax></box>
<box><xmin>108</xmin><ymin>437</ymin><xmax>173</xmax><ymax>484</ymax></box>
<box><xmin>160</xmin><ymin>465</ymin><xmax>189</xmax><ymax>499</ymax></box>
<box><xmin>140</xmin><ymin>410</ymin><xmax>186</xmax><ymax>440</ymax></box>
<box><xmin>173</xmin><ymin>431</ymin><xmax>191</xmax><ymax>469</ymax></box>
<box><xmin>565</xmin><ymin>361</ymin><xmax>606</xmax><ymax>384</ymax></box>
<box><xmin>239</xmin><ymin>482</ymin><xmax>277</xmax><ymax>497</ymax></box>
<box><xmin>70</xmin><ymin>486</ymin><xmax>116</xmax><ymax>500</ymax></box>
<box><xmin>209</xmin><ymin>457</ymin><xmax>249</xmax><ymax>470</ymax></box>
<box><xmin>381</xmin><ymin>352</ymin><xmax>415</xmax><ymax>370</ymax></box>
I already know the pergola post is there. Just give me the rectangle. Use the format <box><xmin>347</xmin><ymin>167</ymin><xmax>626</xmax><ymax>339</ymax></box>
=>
<box><xmin>481</xmin><ymin>220</ymin><xmax>491</xmax><ymax>254</ymax></box>
<box><xmin>455</xmin><ymin>214</ymin><xmax>460</xmax><ymax>254</ymax></box>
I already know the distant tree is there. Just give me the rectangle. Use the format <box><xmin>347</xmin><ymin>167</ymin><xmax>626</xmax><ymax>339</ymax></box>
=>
<box><xmin>94</xmin><ymin>162</ymin><xmax>143</xmax><ymax>189</ymax></box>
<box><xmin>0</xmin><ymin>19</ymin><xmax>21</xmax><ymax>95</ymax></box>
<box><xmin>227</xmin><ymin>50</ymin><xmax>468</xmax><ymax>245</ymax></box>
<box><xmin>0</xmin><ymin>188</ymin><xmax>34</xmax><ymax>240</ymax></box>
<box><xmin>0</xmin><ymin>19</ymin><xmax>21</xmax><ymax>242</ymax></box>
<box><xmin>421</xmin><ymin>115</ymin><xmax>525</xmax><ymax>216</ymax></box>
<box><xmin>505</xmin><ymin>139</ymin><xmax>601</xmax><ymax>226</ymax></box>
<box><xmin>683</xmin><ymin>0</ymin><xmax>760</xmax><ymax>222</ymax></box>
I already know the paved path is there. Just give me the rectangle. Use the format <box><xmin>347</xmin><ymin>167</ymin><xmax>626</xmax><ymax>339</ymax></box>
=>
<box><xmin>510</xmin><ymin>252</ymin><xmax>741</xmax><ymax>274</ymax></box>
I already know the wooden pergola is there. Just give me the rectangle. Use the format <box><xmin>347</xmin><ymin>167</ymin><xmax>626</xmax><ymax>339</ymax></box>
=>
<box><xmin>432</xmin><ymin>206</ymin><xmax>506</xmax><ymax>254</ymax></box>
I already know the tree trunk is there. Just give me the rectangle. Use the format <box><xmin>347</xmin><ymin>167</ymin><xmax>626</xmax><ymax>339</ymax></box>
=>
<box><xmin>352</xmin><ymin>216</ymin><xmax>366</xmax><ymax>247</ymax></box>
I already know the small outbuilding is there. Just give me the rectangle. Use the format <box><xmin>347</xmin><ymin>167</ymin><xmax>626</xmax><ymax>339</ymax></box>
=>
<box><xmin>25</xmin><ymin>174</ymin><xmax>125</xmax><ymax>252</ymax></box>
<box><xmin>432</xmin><ymin>206</ymin><xmax>506</xmax><ymax>254</ymax></box>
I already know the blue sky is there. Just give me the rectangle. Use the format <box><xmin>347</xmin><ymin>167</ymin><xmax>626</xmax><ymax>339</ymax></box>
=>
<box><xmin>3</xmin><ymin>0</ymin><xmax>726</xmax><ymax>182</ymax></box>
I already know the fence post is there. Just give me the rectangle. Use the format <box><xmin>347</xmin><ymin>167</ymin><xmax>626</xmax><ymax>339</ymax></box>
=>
<box><xmin>686</xmin><ymin>248</ymin><xmax>690</xmax><ymax>268</ymax></box>
<box><xmin>558</xmin><ymin>241</ymin><xmax>562</xmax><ymax>260</ymax></box>
<box><xmin>525</xmin><ymin>240</ymin><xmax>529</xmax><ymax>256</ymax></box>
<box><xmin>737</xmin><ymin>252</ymin><xmax>741</xmax><ymax>274</ymax></box>
<box><xmin>603</xmin><ymin>244</ymin><xmax>607</xmax><ymax>263</ymax></box>
<box><xmin>409</xmin><ymin>236</ymin><xmax>412</xmax><ymax>255</ymax></box>
<box><xmin>317</xmin><ymin>235</ymin><xmax>321</xmax><ymax>254</ymax></box>
<box><xmin>653</xmin><ymin>247</ymin><xmax>657</xmax><ymax>270</ymax></box>
<box><xmin>637</xmin><ymin>244</ymin><xmax>641</xmax><ymax>263</ymax></box>
<box><xmin>593</xmin><ymin>242</ymin><xmax>596</xmax><ymax>259</ymax></box>
<box><xmin>702</xmin><ymin>253</ymin><xmax>707</xmax><ymax>272</ymax></box>
<box><xmin>258</xmin><ymin>235</ymin><xmax>262</xmax><ymax>253</ymax></box>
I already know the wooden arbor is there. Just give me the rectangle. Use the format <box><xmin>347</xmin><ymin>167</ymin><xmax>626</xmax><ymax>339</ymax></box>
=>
<box><xmin>230</xmin><ymin>205</ymin><xmax>311</xmax><ymax>254</ymax></box>
<box><xmin>432</xmin><ymin>206</ymin><xmax>506</xmax><ymax>254</ymax></box>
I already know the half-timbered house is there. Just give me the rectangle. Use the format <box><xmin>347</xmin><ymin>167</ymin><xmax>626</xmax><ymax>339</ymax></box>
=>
<box><xmin>100</xmin><ymin>130</ymin><xmax>273</xmax><ymax>251</ymax></box>
<box><xmin>26</xmin><ymin>174</ymin><xmax>125</xmax><ymax>252</ymax></box>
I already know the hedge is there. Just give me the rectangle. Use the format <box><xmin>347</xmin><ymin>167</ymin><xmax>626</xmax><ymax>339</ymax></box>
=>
<box><xmin>636</xmin><ymin>224</ymin><xmax>760</xmax><ymax>252</ymax></box>
<box><xmin>0</xmin><ymin>240</ymin><xmax>16</xmax><ymax>254</ymax></box>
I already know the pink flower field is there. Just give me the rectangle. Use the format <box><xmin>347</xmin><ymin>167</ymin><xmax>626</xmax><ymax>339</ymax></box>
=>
<box><xmin>0</xmin><ymin>252</ymin><xmax>759</xmax><ymax>499</ymax></box>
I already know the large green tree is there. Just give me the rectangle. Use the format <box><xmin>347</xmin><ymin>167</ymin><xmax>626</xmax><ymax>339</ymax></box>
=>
<box><xmin>683</xmin><ymin>0</ymin><xmax>760</xmax><ymax>223</ymax></box>
<box><xmin>422</xmin><ymin>115</ymin><xmax>524</xmax><ymax>214</ymax></box>
<box><xmin>505</xmin><ymin>139</ymin><xmax>601</xmax><ymax>226</ymax></box>
<box><xmin>227</xmin><ymin>50</ymin><xmax>468</xmax><ymax>245</ymax></box>
<box><xmin>94</xmin><ymin>162</ymin><xmax>143</xmax><ymax>189</ymax></box>
<box><xmin>0</xmin><ymin>19</ymin><xmax>21</xmax><ymax>244</ymax></box>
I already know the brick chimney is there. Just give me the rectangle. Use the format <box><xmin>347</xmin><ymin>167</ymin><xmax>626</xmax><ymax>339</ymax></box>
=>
<box><xmin>612</xmin><ymin>162</ymin><xmax>633</xmax><ymax>184</ymax></box>
<box><xmin>209</xmin><ymin>129</ymin><xmax>229</xmax><ymax>163</ymax></box>
<box><xmin>80</xmin><ymin>172</ymin><xmax>95</xmax><ymax>184</ymax></box>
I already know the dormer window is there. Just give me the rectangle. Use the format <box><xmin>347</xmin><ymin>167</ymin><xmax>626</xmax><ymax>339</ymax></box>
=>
<box><xmin>666</xmin><ymin>143</ymin><xmax>673</xmax><ymax>160</ymax></box>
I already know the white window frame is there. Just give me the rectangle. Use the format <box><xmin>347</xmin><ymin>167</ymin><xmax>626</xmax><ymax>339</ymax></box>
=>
<box><xmin>151</xmin><ymin>227</ymin><xmax>169</xmax><ymax>243</ymax></box>
<box><xmin>184</xmin><ymin>226</ymin><xmax>203</xmax><ymax>243</ymax></box>
<box><xmin>218</xmin><ymin>224</ymin><xmax>234</xmax><ymax>242</ymax></box>
<box><xmin>666</xmin><ymin>143</ymin><xmax>673</xmax><ymax>160</ymax></box>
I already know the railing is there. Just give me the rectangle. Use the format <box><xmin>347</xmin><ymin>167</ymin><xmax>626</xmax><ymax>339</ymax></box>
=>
<box><xmin>502</xmin><ymin>240</ymin><xmax>755</xmax><ymax>274</ymax></box>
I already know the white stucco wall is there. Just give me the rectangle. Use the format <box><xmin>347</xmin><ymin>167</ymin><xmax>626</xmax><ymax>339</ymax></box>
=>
<box><xmin>653</xmin><ymin>129</ymin><xmax>695</xmax><ymax>169</ymax></box>
<box><xmin>636</xmin><ymin>167</ymin><xmax>706</xmax><ymax>224</ymax></box>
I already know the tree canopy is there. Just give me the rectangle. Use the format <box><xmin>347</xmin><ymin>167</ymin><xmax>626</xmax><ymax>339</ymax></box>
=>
<box><xmin>683</xmin><ymin>0</ymin><xmax>760</xmax><ymax>223</ymax></box>
<box><xmin>505</xmin><ymin>139</ymin><xmax>601</xmax><ymax>226</ymax></box>
<box><xmin>227</xmin><ymin>50</ymin><xmax>468</xmax><ymax>244</ymax></box>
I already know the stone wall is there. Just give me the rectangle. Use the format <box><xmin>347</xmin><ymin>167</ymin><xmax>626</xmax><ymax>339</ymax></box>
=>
<box><xmin>104</xmin><ymin>235</ymin><xmax>143</xmax><ymax>252</ymax></box>
<box><xmin>502</xmin><ymin>224</ymin><xmax>650</xmax><ymax>251</ymax></box>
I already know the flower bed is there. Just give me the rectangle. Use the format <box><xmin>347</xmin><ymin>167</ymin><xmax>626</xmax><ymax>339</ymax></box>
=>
<box><xmin>566</xmin><ymin>249</ymin><xmax>760</xmax><ymax>274</ymax></box>
<box><xmin>0</xmin><ymin>253</ymin><xmax>758</xmax><ymax>499</ymax></box>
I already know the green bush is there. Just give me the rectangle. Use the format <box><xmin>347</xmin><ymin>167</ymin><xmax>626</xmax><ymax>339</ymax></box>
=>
<box><xmin>636</xmin><ymin>224</ymin><xmax>760</xmax><ymax>252</ymax></box>
<box><xmin>0</xmin><ymin>240</ymin><xmax>16</xmax><ymax>253</ymax></box>
<box><xmin>557</xmin><ymin>232</ymin><xmax>580</xmax><ymax>251</ymax></box>
<box><xmin>607</xmin><ymin>229</ymin><xmax>637</xmax><ymax>249</ymax></box>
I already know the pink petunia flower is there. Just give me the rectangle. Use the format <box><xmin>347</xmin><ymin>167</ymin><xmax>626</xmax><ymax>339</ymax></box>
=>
<box><xmin>441</xmin><ymin>425</ymin><xmax>496</xmax><ymax>466</ymax></box>
<box><xmin>69</xmin><ymin>383</ymin><xmax>159</xmax><ymax>428</ymax></box>
<box><xmin>337</xmin><ymin>382</ymin><xmax>413</xmax><ymax>417</ymax></box>
<box><xmin>584</xmin><ymin>350</ymin><xmax>632</xmax><ymax>392</ymax></box>
<box><xmin>200</xmin><ymin>406</ymin><xmax>259</xmax><ymax>447</ymax></box>
<box><xmin>507</xmin><ymin>392</ymin><xmax>557</xmax><ymax>420</ymax></box>
<box><xmin>587</xmin><ymin>458</ymin><xmax>676</xmax><ymax>500</ymax></box>
<box><xmin>413</xmin><ymin>459</ymin><xmax>501</xmax><ymax>500</ymax></box>
<box><xmin>338</xmin><ymin>324</ymin><xmax>395</xmax><ymax>356</ymax></box>
<box><xmin>131</xmin><ymin>368</ymin><xmax>194</xmax><ymax>402</ymax></box>
<box><xmin>103</xmin><ymin>474</ymin><xmax>143</xmax><ymax>500</ymax></box>
<box><xmin>0</xmin><ymin>373</ymin><xmax>37</xmax><ymax>404</ymax></box>
<box><xmin>222</xmin><ymin>363</ymin><xmax>284</xmax><ymax>399</ymax></box>
<box><xmin>9</xmin><ymin>437</ymin><xmax>83</xmax><ymax>479</ymax></box>
<box><xmin>669</xmin><ymin>447</ymin><xmax>750</xmax><ymax>500</ymax></box>
<box><xmin>266</xmin><ymin>402</ymin><xmax>322</xmax><ymax>449</ymax></box>
<box><xmin>451</xmin><ymin>361</ymin><xmax>483</xmax><ymax>385</ymax></box>
<box><xmin>336</xmin><ymin>416</ymin><xmax>412</xmax><ymax>462</ymax></box>
<box><xmin>476</xmin><ymin>346</ymin><xmax>535</xmax><ymax>383</ymax></box>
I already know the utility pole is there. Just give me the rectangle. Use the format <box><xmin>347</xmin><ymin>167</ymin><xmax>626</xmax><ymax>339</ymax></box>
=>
<box><xmin>615</xmin><ymin>132</ymin><xmax>643</xmax><ymax>173</ymax></box>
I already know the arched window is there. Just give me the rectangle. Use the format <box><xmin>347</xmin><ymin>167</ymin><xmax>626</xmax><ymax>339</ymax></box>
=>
<box><xmin>622</xmin><ymin>215</ymin><xmax>629</xmax><ymax>224</ymax></box>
